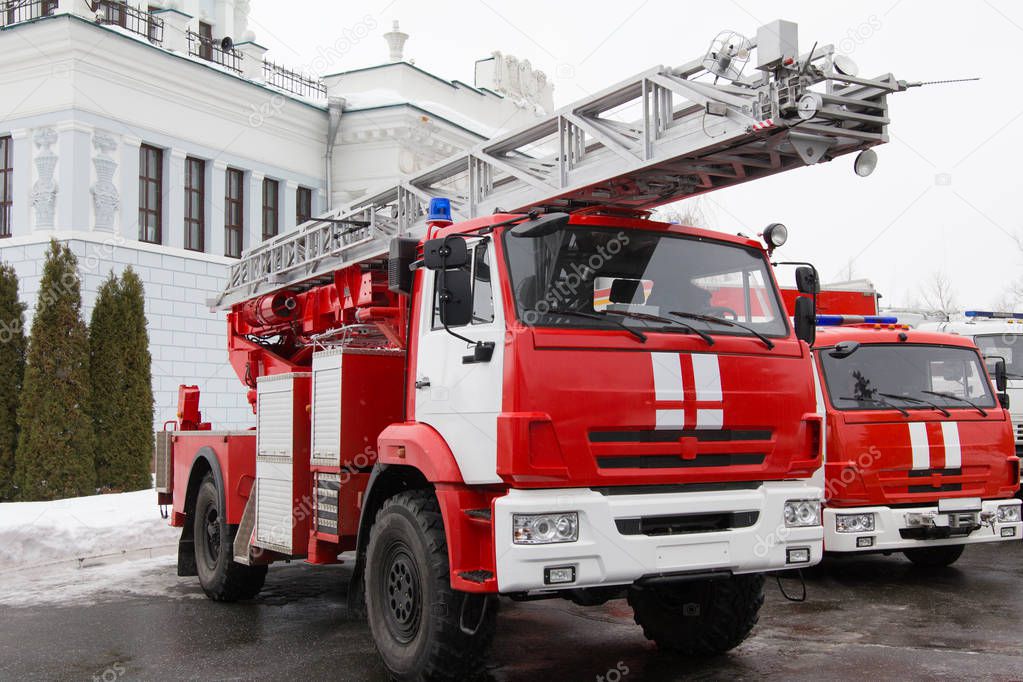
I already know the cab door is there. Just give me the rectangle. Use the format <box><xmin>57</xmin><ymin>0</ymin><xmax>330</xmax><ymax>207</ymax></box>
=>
<box><xmin>413</xmin><ymin>238</ymin><xmax>505</xmax><ymax>484</ymax></box>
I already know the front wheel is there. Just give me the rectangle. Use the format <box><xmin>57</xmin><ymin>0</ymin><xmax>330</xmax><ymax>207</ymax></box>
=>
<box><xmin>628</xmin><ymin>574</ymin><xmax>765</xmax><ymax>656</ymax></box>
<box><xmin>365</xmin><ymin>490</ymin><xmax>497</xmax><ymax>681</ymax></box>
<box><xmin>193</xmin><ymin>474</ymin><xmax>267</xmax><ymax>601</ymax></box>
<box><xmin>903</xmin><ymin>544</ymin><xmax>965</xmax><ymax>568</ymax></box>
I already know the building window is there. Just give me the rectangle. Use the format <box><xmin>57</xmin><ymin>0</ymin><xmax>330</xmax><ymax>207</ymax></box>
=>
<box><xmin>225</xmin><ymin>168</ymin><xmax>244</xmax><ymax>258</ymax></box>
<box><xmin>102</xmin><ymin>0</ymin><xmax>127</xmax><ymax>27</ymax></box>
<box><xmin>6</xmin><ymin>0</ymin><xmax>56</xmax><ymax>24</ymax></box>
<box><xmin>198</xmin><ymin>21</ymin><xmax>213</xmax><ymax>61</ymax></box>
<box><xmin>0</xmin><ymin>136</ymin><xmax>10</xmax><ymax>239</ymax></box>
<box><xmin>138</xmin><ymin>144</ymin><xmax>163</xmax><ymax>244</ymax></box>
<box><xmin>147</xmin><ymin>5</ymin><xmax>160</xmax><ymax>42</ymax></box>
<box><xmin>184</xmin><ymin>157</ymin><xmax>205</xmax><ymax>252</ymax></box>
<box><xmin>262</xmin><ymin>178</ymin><xmax>279</xmax><ymax>240</ymax></box>
<box><xmin>296</xmin><ymin>186</ymin><xmax>312</xmax><ymax>225</ymax></box>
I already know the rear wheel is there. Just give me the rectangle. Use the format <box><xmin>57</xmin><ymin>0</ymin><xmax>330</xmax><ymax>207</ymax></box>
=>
<box><xmin>903</xmin><ymin>544</ymin><xmax>965</xmax><ymax>568</ymax></box>
<box><xmin>365</xmin><ymin>490</ymin><xmax>497</xmax><ymax>681</ymax></box>
<box><xmin>193</xmin><ymin>474</ymin><xmax>267</xmax><ymax>601</ymax></box>
<box><xmin>628</xmin><ymin>574</ymin><xmax>764</xmax><ymax>656</ymax></box>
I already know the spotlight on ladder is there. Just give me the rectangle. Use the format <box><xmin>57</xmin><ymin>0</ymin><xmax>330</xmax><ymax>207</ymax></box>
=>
<box><xmin>702</xmin><ymin>31</ymin><xmax>752</xmax><ymax>82</ymax></box>
<box><xmin>854</xmin><ymin>149</ymin><xmax>878</xmax><ymax>177</ymax></box>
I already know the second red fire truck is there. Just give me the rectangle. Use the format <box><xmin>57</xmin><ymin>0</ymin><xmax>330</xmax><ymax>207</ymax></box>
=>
<box><xmin>784</xmin><ymin>282</ymin><xmax>1022</xmax><ymax>565</ymax></box>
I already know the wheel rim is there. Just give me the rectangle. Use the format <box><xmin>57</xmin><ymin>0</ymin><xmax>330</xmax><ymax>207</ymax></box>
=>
<box><xmin>381</xmin><ymin>541</ymin><xmax>422</xmax><ymax>644</ymax></box>
<box><xmin>201</xmin><ymin>504</ymin><xmax>221</xmax><ymax>568</ymax></box>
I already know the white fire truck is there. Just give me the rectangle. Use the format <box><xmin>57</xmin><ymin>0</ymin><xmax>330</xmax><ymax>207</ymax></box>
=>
<box><xmin>156</xmin><ymin>20</ymin><xmax>912</xmax><ymax>679</ymax></box>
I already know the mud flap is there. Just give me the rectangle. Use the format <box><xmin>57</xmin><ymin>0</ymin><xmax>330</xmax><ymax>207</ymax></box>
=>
<box><xmin>177</xmin><ymin>525</ymin><xmax>197</xmax><ymax>577</ymax></box>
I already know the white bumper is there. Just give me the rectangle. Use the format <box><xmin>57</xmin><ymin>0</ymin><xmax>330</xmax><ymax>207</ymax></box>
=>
<box><xmin>824</xmin><ymin>499</ymin><xmax>1022</xmax><ymax>553</ymax></box>
<box><xmin>492</xmin><ymin>481</ymin><xmax>823</xmax><ymax>593</ymax></box>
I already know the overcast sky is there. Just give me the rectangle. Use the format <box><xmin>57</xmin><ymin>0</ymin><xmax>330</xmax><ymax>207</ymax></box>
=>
<box><xmin>248</xmin><ymin>0</ymin><xmax>1021</xmax><ymax>310</ymax></box>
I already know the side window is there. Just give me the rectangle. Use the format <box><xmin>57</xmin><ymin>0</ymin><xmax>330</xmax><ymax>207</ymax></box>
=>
<box><xmin>472</xmin><ymin>244</ymin><xmax>494</xmax><ymax>324</ymax></box>
<box><xmin>432</xmin><ymin>241</ymin><xmax>496</xmax><ymax>330</ymax></box>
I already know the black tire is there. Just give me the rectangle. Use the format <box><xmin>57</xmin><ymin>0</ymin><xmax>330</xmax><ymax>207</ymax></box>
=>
<box><xmin>365</xmin><ymin>490</ymin><xmax>497</xmax><ymax>681</ymax></box>
<box><xmin>628</xmin><ymin>574</ymin><xmax>765</xmax><ymax>656</ymax></box>
<box><xmin>193</xmin><ymin>474</ymin><xmax>267</xmax><ymax>601</ymax></box>
<box><xmin>903</xmin><ymin>544</ymin><xmax>965</xmax><ymax>568</ymax></box>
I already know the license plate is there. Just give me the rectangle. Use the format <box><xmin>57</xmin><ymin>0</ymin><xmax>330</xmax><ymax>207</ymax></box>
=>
<box><xmin>938</xmin><ymin>497</ymin><xmax>981</xmax><ymax>513</ymax></box>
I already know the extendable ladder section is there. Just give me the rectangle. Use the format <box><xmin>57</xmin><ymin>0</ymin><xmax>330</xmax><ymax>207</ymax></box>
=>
<box><xmin>214</xmin><ymin>20</ymin><xmax>904</xmax><ymax>310</ymax></box>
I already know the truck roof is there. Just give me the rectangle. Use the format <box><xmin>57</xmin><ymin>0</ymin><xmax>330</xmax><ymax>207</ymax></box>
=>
<box><xmin>813</xmin><ymin>325</ymin><xmax>980</xmax><ymax>350</ymax></box>
<box><xmin>918</xmin><ymin>318</ymin><xmax>1023</xmax><ymax>336</ymax></box>
<box><xmin>432</xmin><ymin>211</ymin><xmax>767</xmax><ymax>251</ymax></box>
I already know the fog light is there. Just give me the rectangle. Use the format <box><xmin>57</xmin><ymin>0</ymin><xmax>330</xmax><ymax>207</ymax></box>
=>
<box><xmin>786</xmin><ymin>547</ymin><xmax>811</xmax><ymax>564</ymax></box>
<box><xmin>836</xmin><ymin>512</ymin><xmax>875</xmax><ymax>533</ymax></box>
<box><xmin>997</xmin><ymin>505</ymin><xmax>1021</xmax><ymax>523</ymax></box>
<box><xmin>856</xmin><ymin>536</ymin><xmax>874</xmax><ymax>548</ymax></box>
<box><xmin>784</xmin><ymin>500</ymin><xmax>822</xmax><ymax>527</ymax></box>
<box><xmin>513</xmin><ymin>512</ymin><xmax>579</xmax><ymax>545</ymax></box>
<box><xmin>544</xmin><ymin>565</ymin><xmax>576</xmax><ymax>585</ymax></box>
<box><xmin>1002</xmin><ymin>527</ymin><xmax>1016</xmax><ymax>538</ymax></box>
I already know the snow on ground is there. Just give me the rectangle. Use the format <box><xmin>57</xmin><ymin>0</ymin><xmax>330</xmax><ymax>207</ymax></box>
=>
<box><xmin>0</xmin><ymin>489</ymin><xmax>179</xmax><ymax>571</ymax></box>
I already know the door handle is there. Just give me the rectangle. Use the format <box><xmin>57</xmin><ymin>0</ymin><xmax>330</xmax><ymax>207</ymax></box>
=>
<box><xmin>415</xmin><ymin>377</ymin><xmax>431</xmax><ymax>389</ymax></box>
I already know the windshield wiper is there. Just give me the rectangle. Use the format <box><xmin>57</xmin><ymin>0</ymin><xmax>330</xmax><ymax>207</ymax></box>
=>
<box><xmin>608</xmin><ymin>310</ymin><xmax>714</xmax><ymax>346</ymax></box>
<box><xmin>669</xmin><ymin>311</ymin><xmax>775</xmax><ymax>350</ymax></box>
<box><xmin>878</xmin><ymin>392</ymin><xmax>952</xmax><ymax>417</ymax></box>
<box><xmin>546</xmin><ymin>309</ymin><xmax>647</xmax><ymax>342</ymax></box>
<box><xmin>838</xmin><ymin>394</ymin><xmax>909</xmax><ymax>417</ymax></box>
<box><xmin>921</xmin><ymin>390</ymin><xmax>988</xmax><ymax>417</ymax></box>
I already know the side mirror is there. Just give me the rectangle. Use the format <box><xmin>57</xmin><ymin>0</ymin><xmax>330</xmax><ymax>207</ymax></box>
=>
<box><xmin>510</xmin><ymin>212</ymin><xmax>570</xmax><ymax>238</ymax></box>
<box><xmin>794</xmin><ymin>296</ymin><xmax>816</xmax><ymax>346</ymax></box>
<box><xmin>423</xmin><ymin>237</ymin><xmax>468</xmax><ymax>270</ymax></box>
<box><xmin>437</xmin><ymin>269</ymin><xmax>472</xmax><ymax>327</ymax></box>
<box><xmin>388</xmin><ymin>237</ymin><xmax>418</xmax><ymax>295</ymax></box>
<box><xmin>795</xmin><ymin>266</ymin><xmax>820</xmax><ymax>295</ymax></box>
<box><xmin>999</xmin><ymin>393</ymin><xmax>1011</xmax><ymax>410</ymax></box>
<box><xmin>993</xmin><ymin>358</ymin><xmax>1008</xmax><ymax>393</ymax></box>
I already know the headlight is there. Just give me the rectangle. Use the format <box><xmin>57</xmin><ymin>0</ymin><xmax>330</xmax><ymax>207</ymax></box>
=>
<box><xmin>784</xmin><ymin>500</ymin><xmax>821</xmax><ymax>527</ymax></box>
<box><xmin>835</xmin><ymin>512</ymin><xmax>875</xmax><ymax>533</ymax></box>
<box><xmin>513</xmin><ymin>512</ymin><xmax>579</xmax><ymax>545</ymax></box>
<box><xmin>997</xmin><ymin>505</ymin><xmax>1021</xmax><ymax>523</ymax></box>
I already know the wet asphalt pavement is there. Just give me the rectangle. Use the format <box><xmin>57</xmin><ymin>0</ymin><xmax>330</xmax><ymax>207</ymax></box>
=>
<box><xmin>1</xmin><ymin>540</ymin><xmax>1021</xmax><ymax>681</ymax></box>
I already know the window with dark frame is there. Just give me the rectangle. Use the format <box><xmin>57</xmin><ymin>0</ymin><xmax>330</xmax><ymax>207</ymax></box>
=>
<box><xmin>6</xmin><ymin>0</ymin><xmax>57</xmax><ymax>23</ymax></box>
<box><xmin>296</xmin><ymin>186</ymin><xmax>312</xmax><ymax>225</ymax></box>
<box><xmin>147</xmin><ymin>4</ymin><xmax>160</xmax><ymax>42</ymax></box>
<box><xmin>104</xmin><ymin>0</ymin><xmax>127</xmax><ymax>27</ymax></box>
<box><xmin>184</xmin><ymin>156</ymin><xmax>205</xmax><ymax>252</ymax></box>
<box><xmin>198</xmin><ymin>21</ymin><xmax>213</xmax><ymax>60</ymax></box>
<box><xmin>138</xmin><ymin>144</ymin><xmax>163</xmax><ymax>244</ymax></box>
<box><xmin>225</xmin><ymin>168</ymin><xmax>244</xmax><ymax>258</ymax></box>
<box><xmin>0</xmin><ymin>136</ymin><xmax>11</xmax><ymax>239</ymax></box>
<box><xmin>262</xmin><ymin>178</ymin><xmax>279</xmax><ymax>240</ymax></box>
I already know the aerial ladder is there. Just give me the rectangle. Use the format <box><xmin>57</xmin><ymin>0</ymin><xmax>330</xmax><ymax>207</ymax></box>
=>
<box><xmin>214</xmin><ymin>19</ymin><xmax>904</xmax><ymax>311</ymax></box>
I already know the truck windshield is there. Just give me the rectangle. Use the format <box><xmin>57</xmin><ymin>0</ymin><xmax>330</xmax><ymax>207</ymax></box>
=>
<box><xmin>819</xmin><ymin>344</ymin><xmax>996</xmax><ymax>412</ymax></box>
<box><xmin>501</xmin><ymin>226</ymin><xmax>787</xmax><ymax>338</ymax></box>
<box><xmin>974</xmin><ymin>334</ymin><xmax>1023</xmax><ymax>377</ymax></box>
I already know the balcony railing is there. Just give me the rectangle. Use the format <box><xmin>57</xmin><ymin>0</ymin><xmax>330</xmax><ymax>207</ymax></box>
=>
<box><xmin>263</xmin><ymin>60</ymin><xmax>326</xmax><ymax>99</ymax></box>
<box><xmin>2</xmin><ymin>0</ymin><xmax>57</xmax><ymax>27</ymax></box>
<box><xmin>91</xmin><ymin>1</ymin><xmax>163</xmax><ymax>44</ymax></box>
<box><xmin>187</xmin><ymin>29</ymin><xmax>242</xmax><ymax>73</ymax></box>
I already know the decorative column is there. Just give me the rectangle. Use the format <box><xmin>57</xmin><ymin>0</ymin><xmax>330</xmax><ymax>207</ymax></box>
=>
<box><xmin>235</xmin><ymin>41</ymin><xmax>268</xmax><ymax>82</ymax></box>
<box><xmin>120</xmin><ymin>135</ymin><xmax>141</xmax><ymax>242</ymax></box>
<box><xmin>166</xmin><ymin>149</ymin><xmax>186</xmax><ymax>250</ymax></box>
<box><xmin>283</xmin><ymin>179</ymin><xmax>298</xmax><ymax>233</ymax></box>
<box><xmin>31</xmin><ymin>128</ymin><xmax>58</xmax><ymax>231</ymax></box>
<box><xmin>153</xmin><ymin>9</ymin><xmax>194</xmax><ymax>54</ymax></box>
<box><xmin>247</xmin><ymin>170</ymin><xmax>264</xmax><ymax>247</ymax></box>
<box><xmin>210</xmin><ymin>160</ymin><xmax>228</xmax><ymax>256</ymax></box>
<box><xmin>90</xmin><ymin>131</ymin><xmax>119</xmax><ymax>233</ymax></box>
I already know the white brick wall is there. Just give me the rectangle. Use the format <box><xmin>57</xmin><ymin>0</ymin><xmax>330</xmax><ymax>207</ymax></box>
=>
<box><xmin>1</xmin><ymin>238</ymin><xmax>254</xmax><ymax>430</ymax></box>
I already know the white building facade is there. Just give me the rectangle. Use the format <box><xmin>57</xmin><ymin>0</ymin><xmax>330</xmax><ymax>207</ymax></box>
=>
<box><xmin>0</xmin><ymin>1</ymin><xmax>552</xmax><ymax>428</ymax></box>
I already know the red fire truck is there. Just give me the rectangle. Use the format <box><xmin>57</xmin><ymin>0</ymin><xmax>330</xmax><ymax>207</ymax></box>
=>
<box><xmin>781</xmin><ymin>282</ymin><xmax>1023</xmax><ymax>565</ymax></box>
<box><xmin>155</xmin><ymin>21</ymin><xmax>910</xmax><ymax>679</ymax></box>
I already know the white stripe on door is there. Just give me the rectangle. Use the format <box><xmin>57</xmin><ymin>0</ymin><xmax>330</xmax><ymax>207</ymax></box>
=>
<box><xmin>651</xmin><ymin>352</ymin><xmax>683</xmax><ymax>401</ymax></box>
<box><xmin>908</xmin><ymin>422</ymin><xmax>930</xmax><ymax>470</ymax></box>
<box><xmin>692</xmin><ymin>354</ymin><xmax>722</xmax><ymax>401</ymax></box>
<box><xmin>656</xmin><ymin>409</ymin><xmax>685</xmax><ymax>430</ymax></box>
<box><xmin>941</xmin><ymin>421</ymin><xmax>962</xmax><ymax>469</ymax></box>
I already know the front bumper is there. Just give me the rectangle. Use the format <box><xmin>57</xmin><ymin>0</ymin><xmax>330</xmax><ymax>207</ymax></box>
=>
<box><xmin>492</xmin><ymin>481</ymin><xmax>823</xmax><ymax>593</ymax></box>
<box><xmin>824</xmin><ymin>499</ymin><xmax>1022</xmax><ymax>553</ymax></box>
